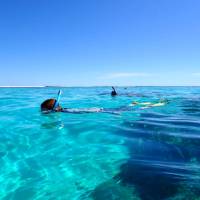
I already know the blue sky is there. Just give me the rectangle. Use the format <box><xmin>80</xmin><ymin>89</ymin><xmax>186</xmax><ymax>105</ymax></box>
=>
<box><xmin>0</xmin><ymin>0</ymin><xmax>200</xmax><ymax>86</ymax></box>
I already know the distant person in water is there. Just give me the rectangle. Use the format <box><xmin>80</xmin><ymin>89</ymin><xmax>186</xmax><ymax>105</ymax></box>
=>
<box><xmin>111</xmin><ymin>86</ymin><xmax>117</xmax><ymax>96</ymax></box>
<box><xmin>110</xmin><ymin>87</ymin><xmax>144</xmax><ymax>97</ymax></box>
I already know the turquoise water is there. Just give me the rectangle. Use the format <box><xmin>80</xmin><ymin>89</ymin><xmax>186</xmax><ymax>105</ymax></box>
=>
<box><xmin>0</xmin><ymin>87</ymin><xmax>200</xmax><ymax>200</ymax></box>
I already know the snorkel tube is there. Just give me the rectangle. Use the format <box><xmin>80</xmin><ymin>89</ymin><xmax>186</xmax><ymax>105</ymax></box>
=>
<box><xmin>53</xmin><ymin>90</ymin><xmax>62</xmax><ymax>110</ymax></box>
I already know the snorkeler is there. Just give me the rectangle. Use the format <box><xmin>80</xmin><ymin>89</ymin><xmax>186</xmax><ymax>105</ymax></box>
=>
<box><xmin>110</xmin><ymin>87</ymin><xmax>147</xmax><ymax>97</ymax></box>
<box><xmin>41</xmin><ymin>98</ymin><xmax>104</xmax><ymax>114</ymax></box>
<box><xmin>111</xmin><ymin>87</ymin><xmax>117</xmax><ymax>96</ymax></box>
<box><xmin>41</xmin><ymin>90</ymin><xmax>119</xmax><ymax>114</ymax></box>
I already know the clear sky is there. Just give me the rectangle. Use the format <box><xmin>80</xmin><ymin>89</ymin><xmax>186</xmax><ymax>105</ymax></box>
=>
<box><xmin>0</xmin><ymin>0</ymin><xmax>200</xmax><ymax>86</ymax></box>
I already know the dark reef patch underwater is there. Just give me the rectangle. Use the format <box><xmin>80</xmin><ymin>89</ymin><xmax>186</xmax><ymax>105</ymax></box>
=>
<box><xmin>0</xmin><ymin>87</ymin><xmax>200</xmax><ymax>200</ymax></box>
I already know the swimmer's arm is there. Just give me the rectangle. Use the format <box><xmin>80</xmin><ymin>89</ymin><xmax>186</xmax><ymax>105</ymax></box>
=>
<box><xmin>62</xmin><ymin>108</ymin><xmax>120</xmax><ymax>115</ymax></box>
<box><xmin>61</xmin><ymin>108</ymin><xmax>102</xmax><ymax>114</ymax></box>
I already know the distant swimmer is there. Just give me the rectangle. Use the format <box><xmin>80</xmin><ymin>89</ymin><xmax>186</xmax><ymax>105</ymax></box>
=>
<box><xmin>98</xmin><ymin>87</ymin><xmax>147</xmax><ymax>97</ymax></box>
<box><xmin>110</xmin><ymin>87</ymin><xmax>147</xmax><ymax>97</ymax></box>
<box><xmin>111</xmin><ymin>87</ymin><xmax>117</xmax><ymax>96</ymax></box>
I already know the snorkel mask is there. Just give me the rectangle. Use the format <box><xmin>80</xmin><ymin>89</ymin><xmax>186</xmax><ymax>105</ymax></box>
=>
<box><xmin>52</xmin><ymin>90</ymin><xmax>62</xmax><ymax>111</ymax></box>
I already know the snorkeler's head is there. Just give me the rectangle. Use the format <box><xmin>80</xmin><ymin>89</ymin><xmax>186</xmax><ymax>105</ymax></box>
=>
<box><xmin>111</xmin><ymin>87</ymin><xmax>117</xmax><ymax>96</ymax></box>
<box><xmin>41</xmin><ymin>99</ymin><xmax>62</xmax><ymax>112</ymax></box>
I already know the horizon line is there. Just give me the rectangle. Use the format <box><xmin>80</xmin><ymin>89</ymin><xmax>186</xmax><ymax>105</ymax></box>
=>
<box><xmin>0</xmin><ymin>85</ymin><xmax>200</xmax><ymax>88</ymax></box>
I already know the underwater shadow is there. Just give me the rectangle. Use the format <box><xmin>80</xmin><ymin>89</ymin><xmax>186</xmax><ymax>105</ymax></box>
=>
<box><xmin>112</xmin><ymin>112</ymin><xmax>200</xmax><ymax>200</ymax></box>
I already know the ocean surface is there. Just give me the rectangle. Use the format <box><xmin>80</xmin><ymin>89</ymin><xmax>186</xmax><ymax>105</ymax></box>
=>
<box><xmin>0</xmin><ymin>87</ymin><xmax>200</xmax><ymax>200</ymax></box>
